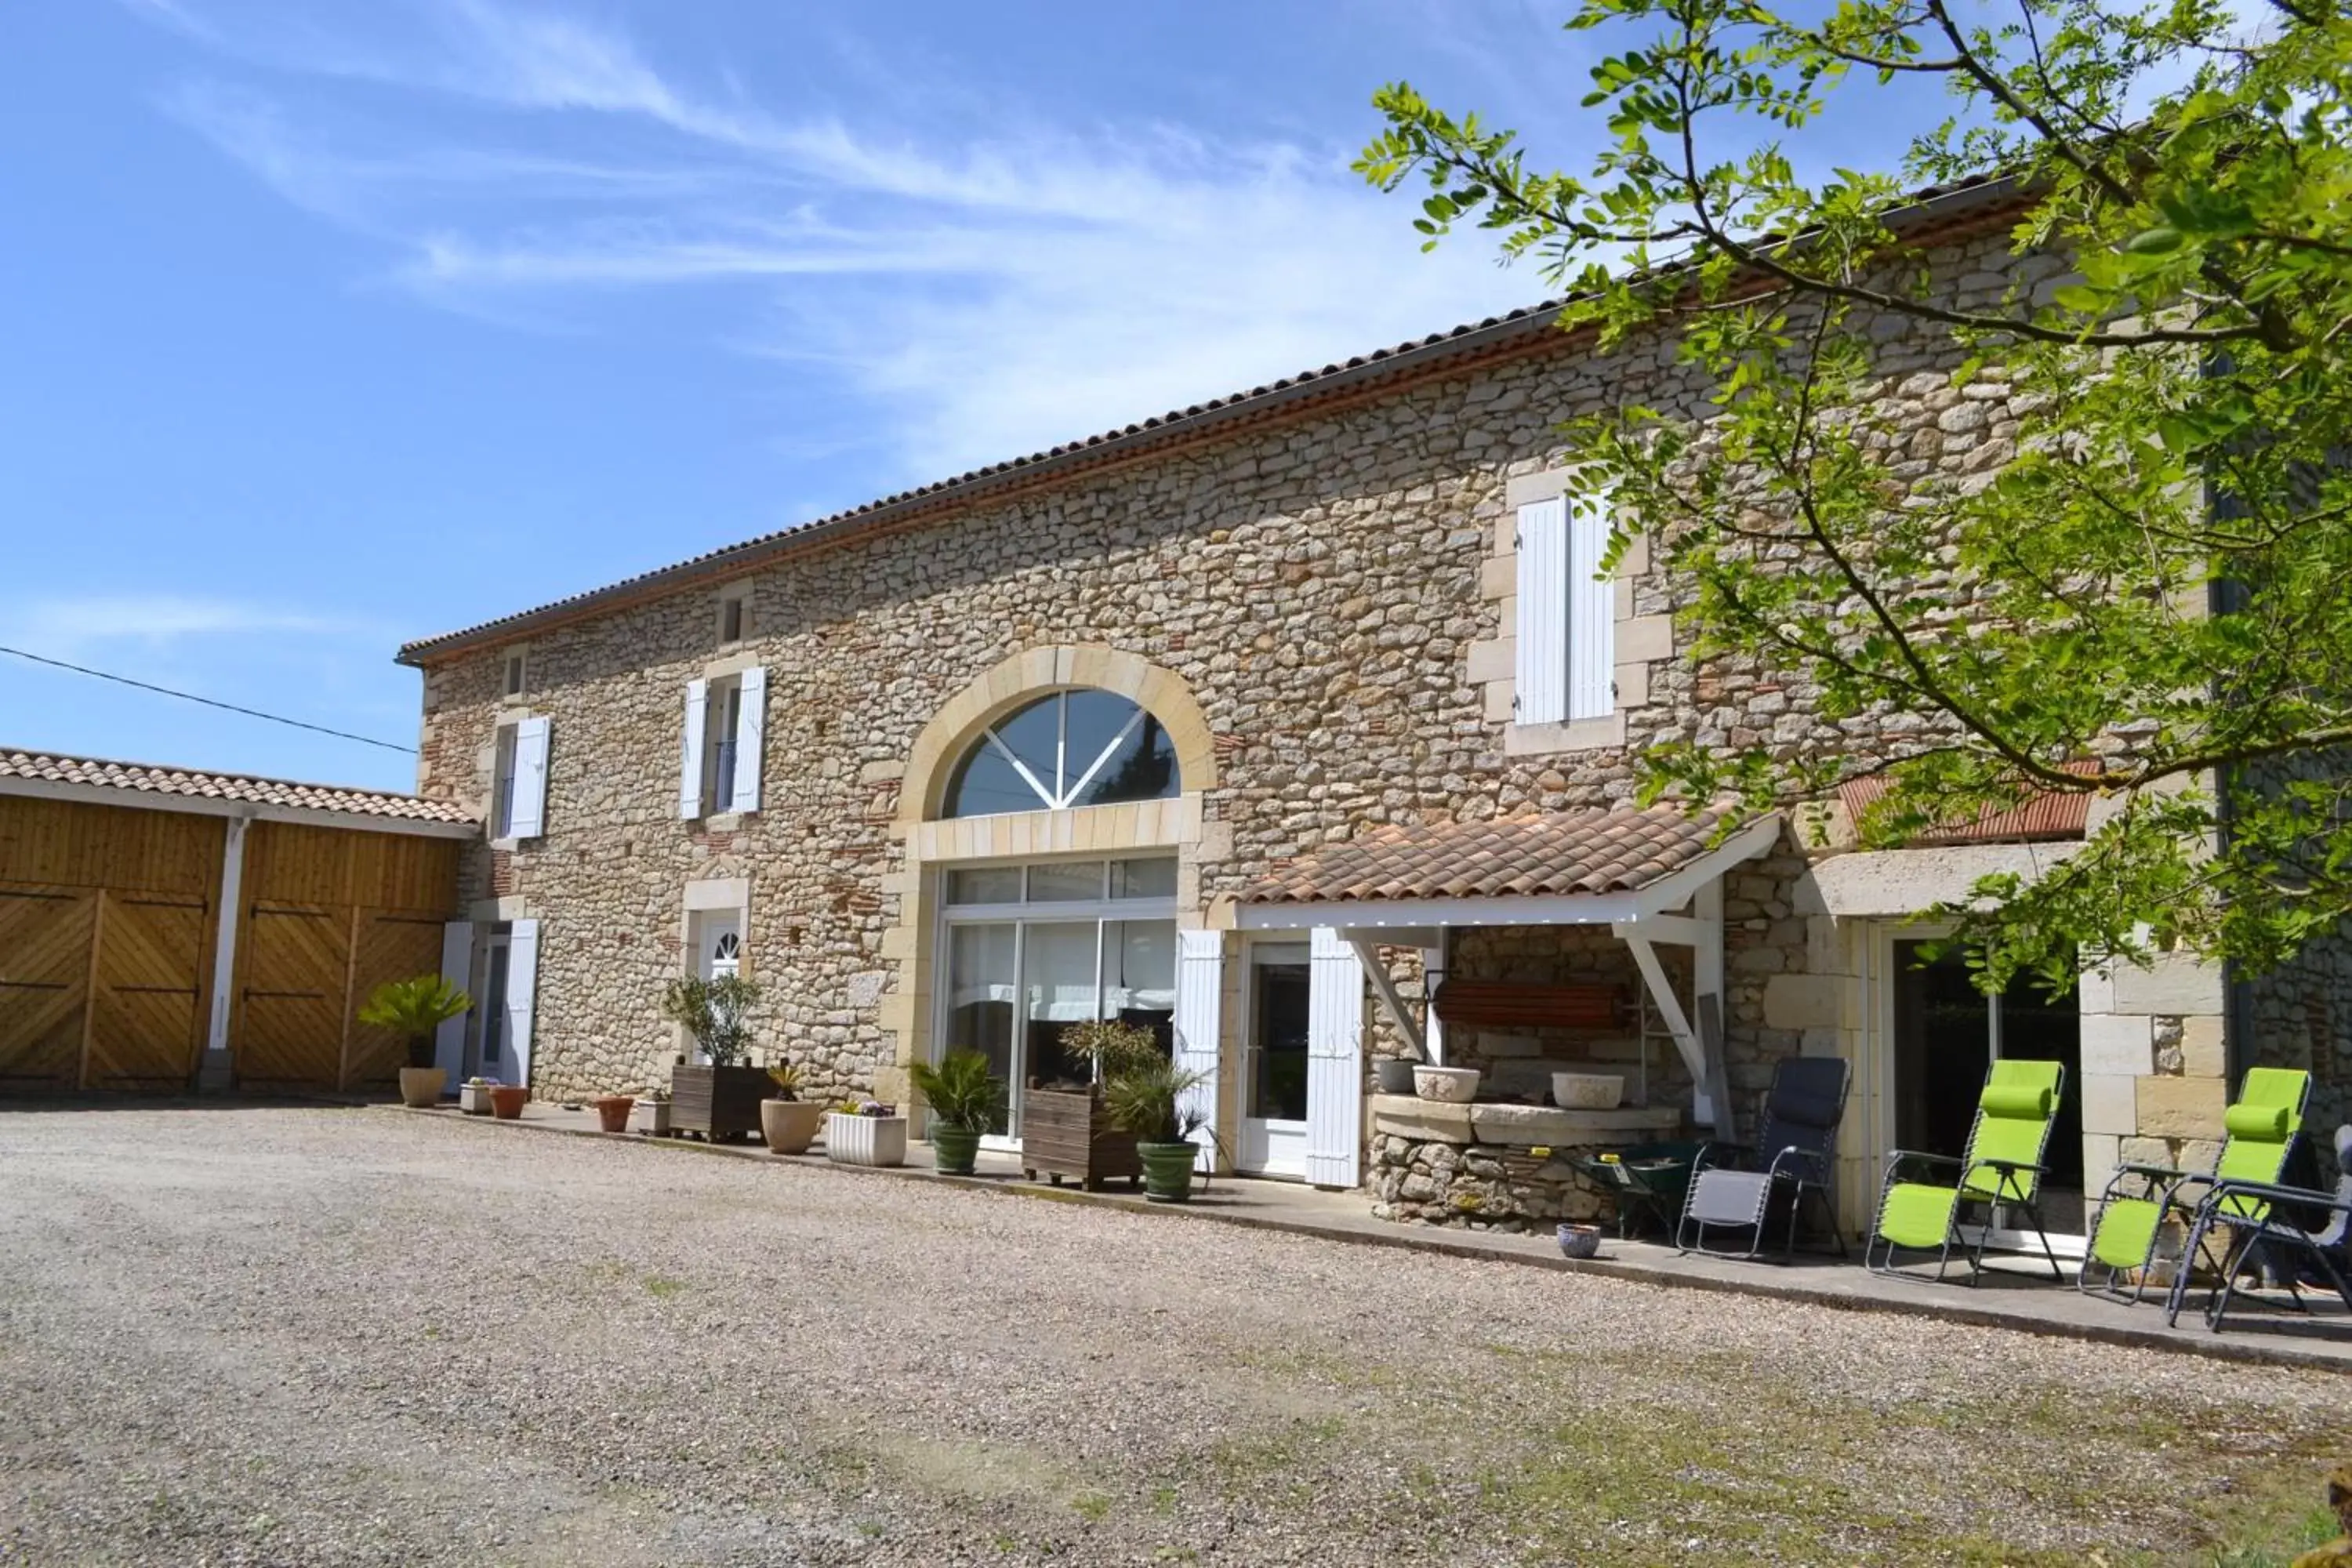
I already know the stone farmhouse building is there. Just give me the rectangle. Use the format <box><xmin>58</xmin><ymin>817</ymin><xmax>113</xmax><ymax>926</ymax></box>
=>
<box><xmin>395</xmin><ymin>176</ymin><xmax>2346</xmax><ymax>1242</ymax></box>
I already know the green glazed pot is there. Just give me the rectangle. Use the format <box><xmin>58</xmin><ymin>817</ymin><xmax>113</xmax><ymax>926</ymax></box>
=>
<box><xmin>1137</xmin><ymin>1142</ymin><xmax>1200</xmax><ymax>1203</ymax></box>
<box><xmin>931</xmin><ymin>1124</ymin><xmax>983</xmax><ymax>1176</ymax></box>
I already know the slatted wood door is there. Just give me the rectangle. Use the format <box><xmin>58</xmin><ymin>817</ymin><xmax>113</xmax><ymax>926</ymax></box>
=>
<box><xmin>342</xmin><ymin>911</ymin><xmax>451</xmax><ymax>1089</ymax></box>
<box><xmin>0</xmin><ymin>885</ymin><xmax>94</xmax><ymax>1093</ymax></box>
<box><xmin>236</xmin><ymin>903</ymin><xmax>350</xmax><ymax>1087</ymax></box>
<box><xmin>87</xmin><ymin>892</ymin><xmax>209</xmax><ymax>1091</ymax></box>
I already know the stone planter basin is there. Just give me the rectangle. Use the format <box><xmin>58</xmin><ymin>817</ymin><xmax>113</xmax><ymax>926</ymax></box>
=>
<box><xmin>1414</xmin><ymin>1065</ymin><xmax>1482</xmax><ymax>1104</ymax></box>
<box><xmin>1552</xmin><ymin>1072</ymin><xmax>1625</xmax><ymax>1110</ymax></box>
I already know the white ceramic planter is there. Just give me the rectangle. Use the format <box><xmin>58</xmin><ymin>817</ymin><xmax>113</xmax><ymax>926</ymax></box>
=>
<box><xmin>1551</xmin><ymin>1072</ymin><xmax>1626</xmax><ymax>1110</ymax></box>
<box><xmin>824</xmin><ymin>1112</ymin><xmax>908</xmax><ymax>1167</ymax></box>
<box><xmin>459</xmin><ymin>1083</ymin><xmax>496</xmax><ymax>1116</ymax></box>
<box><xmin>1414</xmin><ymin>1065</ymin><xmax>1482</xmax><ymax>1104</ymax></box>
<box><xmin>634</xmin><ymin>1099</ymin><xmax>673</xmax><ymax>1135</ymax></box>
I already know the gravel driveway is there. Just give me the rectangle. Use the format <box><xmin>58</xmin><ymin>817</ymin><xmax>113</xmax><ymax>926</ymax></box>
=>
<box><xmin>2</xmin><ymin>1107</ymin><xmax>2345</xmax><ymax>1566</ymax></box>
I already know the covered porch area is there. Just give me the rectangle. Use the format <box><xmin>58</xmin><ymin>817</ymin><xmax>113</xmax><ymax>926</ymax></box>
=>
<box><xmin>1233</xmin><ymin>804</ymin><xmax>1799</xmax><ymax>1233</ymax></box>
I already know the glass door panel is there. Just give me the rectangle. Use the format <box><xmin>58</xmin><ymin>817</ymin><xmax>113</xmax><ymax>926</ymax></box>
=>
<box><xmin>1022</xmin><ymin>921</ymin><xmax>1099</xmax><ymax>1090</ymax></box>
<box><xmin>1102</xmin><ymin>919</ymin><xmax>1177</xmax><ymax>1052</ymax></box>
<box><xmin>945</xmin><ymin>924</ymin><xmax>1018</xmax><ymax>1134</ymax></box>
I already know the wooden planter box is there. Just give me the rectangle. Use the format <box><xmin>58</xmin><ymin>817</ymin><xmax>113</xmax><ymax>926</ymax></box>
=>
<box><xmin>670</xmin><ymin>1064</ymin><xmax>769</xmax><ymax>1142</ymax></box>
<box><xmin>1020</xmin><ymin>1085</ymin><xmax>1142</xmax><ymax>1191</ymax></box>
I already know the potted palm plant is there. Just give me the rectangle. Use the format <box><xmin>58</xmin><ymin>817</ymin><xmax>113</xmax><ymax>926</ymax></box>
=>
<box><xmin>758</xmin><ymin>1062</ymin><xmax>825</xmax><ymax>1155</ymax></box>
<box><xmin>1102</xmin><ymin>1051</ymin><xmax>1210</xmax><ymax>1203</ymax></box>
<box><xmin>358</xmin><ymin>975</ymin><xmax>471</xmax><ymax>1108</ymax></box>
<box><xmin>660</xmin><ymin>975</ymin><xmax>767</xmax><ymax>1142</ymax></box>
<box><xmin>909</xmin><ymin>1050</ymin><xmax>1007</xmax><ymax>1176</ymax></box>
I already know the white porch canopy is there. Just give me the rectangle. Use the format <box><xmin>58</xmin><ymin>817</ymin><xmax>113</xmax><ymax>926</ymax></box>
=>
<box><xmin>1234</xmin><ymin>808</ymin><xmax>1784</xmax><ymax>1135</ymax></box>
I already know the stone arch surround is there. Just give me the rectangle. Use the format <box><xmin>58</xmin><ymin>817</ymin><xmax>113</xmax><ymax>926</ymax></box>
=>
<box><xmin>874</xmin><ymin>646</ymin><xmax>1219</xmax><ymax>1111</ymax></box>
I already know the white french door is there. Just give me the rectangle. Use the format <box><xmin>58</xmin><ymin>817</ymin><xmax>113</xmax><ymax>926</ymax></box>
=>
<box><xmin>1240</xmin><ymin>941</ymin><xmax>1311</xmax><ymax>1178</ymax></box>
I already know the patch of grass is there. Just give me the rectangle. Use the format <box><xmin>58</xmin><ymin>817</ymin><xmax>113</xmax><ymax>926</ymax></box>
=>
<box><xmin>1149</xmin><ymin>1485</ymin><xmax>1179</xmax><ymax>1516</ymax></box>
<box><xmin>641</xmin><ymin>1274</ymin><xmax>687</xmax><ymax>1298</ymax></box>
<box><xmin>1070</xmin><ymin>1491</ymin><xmax>1112</xmax><ymax>1523</ymax></box>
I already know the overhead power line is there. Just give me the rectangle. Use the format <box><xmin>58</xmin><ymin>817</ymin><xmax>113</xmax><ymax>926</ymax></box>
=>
<box><xmin>0</xmin><ymin>644</ymin><xmax>416</xmax><ymax>756</ymax></box>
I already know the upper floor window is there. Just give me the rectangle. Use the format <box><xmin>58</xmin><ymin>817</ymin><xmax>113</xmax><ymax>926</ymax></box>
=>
<box><xmin>679</xmin><ymin>667</ymin><xmax>767</xmax><ymax>819</ymax></box>
<box><xmin>942</xmin><ymin>690</ymin><xmax>1178</xmax><ymax>818</ymax></box>
<box><xmin>1515</xmin><ymin>492</ymin><xmax>1615</xmax><ymax>726</ymax></box>
<box><xmin>503</xmin><ymin>650</ymin><xmax>528</xmax><ymax>698</ymax></box>
<box><xmin>717</xmin><ymin>588</ymin><xmax>749</xmax><ymax>645</ymax></box>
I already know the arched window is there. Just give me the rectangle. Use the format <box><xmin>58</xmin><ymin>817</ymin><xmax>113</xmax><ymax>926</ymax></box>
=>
<box><xmin>942</xmin><ymin>690</ymin><xmax>1179</xmax><ymax>818</ymax></box>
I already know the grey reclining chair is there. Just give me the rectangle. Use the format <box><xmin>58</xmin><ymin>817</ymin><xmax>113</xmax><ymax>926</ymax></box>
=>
<box><xmin>1677</xmin><ymin>1056</ymin><xmax>1851</xmax><ymax>1261</ymax></box>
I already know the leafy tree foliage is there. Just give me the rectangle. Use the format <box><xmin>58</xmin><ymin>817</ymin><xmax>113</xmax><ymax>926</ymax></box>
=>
<box><xmin>1359</xmin><ymin>0</ymin><xmax>2352</xmax><ymax>986</ymax></box>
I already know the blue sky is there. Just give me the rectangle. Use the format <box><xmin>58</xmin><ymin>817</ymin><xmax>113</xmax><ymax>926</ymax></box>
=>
<box><xmin>0</xmin><ymin>0</ymin><xmax>1918</xmax><ymax>793</ymax></box>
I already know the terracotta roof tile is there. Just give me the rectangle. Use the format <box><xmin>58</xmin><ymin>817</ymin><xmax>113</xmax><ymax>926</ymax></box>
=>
<box><xmin>1240</xmin><ymin>804</ymin><xmax>1741</xmax><ymax>906</ymax></box>
<box><xmin>1836</xmin><ymin>765</ymin><xmax>2093</xmax><ymax>845</ymax></box>
<box><xmin>0</xmin><ymin>750</ymin><xmax>476</xmax><ymax>826</ymax></box>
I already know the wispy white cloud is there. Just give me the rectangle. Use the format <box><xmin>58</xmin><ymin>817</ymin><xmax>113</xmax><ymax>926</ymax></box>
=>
<box><xmin>132</xmin><ymin>1</ymin><xmax>1555</xmax><ymax>485</ymax></box>
<box><xmin>0</xmin><ymin>594</ymin><xmax>391</xmax><ymax>658</ymax></box>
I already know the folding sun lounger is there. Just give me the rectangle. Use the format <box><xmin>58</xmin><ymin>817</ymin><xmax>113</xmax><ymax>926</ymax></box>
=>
<box><xmin>1865</xmin><ymin>1058</ymin><xmax>2067</xmax><ymax>1284</ymax></box>
<box><xmin>1677</xmin><ymin>1055</ymin><xmax>1850</xmax><ymax>1261</ymax></box>
<box><xmin>2080</xmin><ymin>1066</ymin><xmax>2310</xmax><ymax>1303</ymax></box>
<box><xmin>2161</xmin><ymin>1124</ymin><xmax>2352</xmax><ymax>1334</ymax></box>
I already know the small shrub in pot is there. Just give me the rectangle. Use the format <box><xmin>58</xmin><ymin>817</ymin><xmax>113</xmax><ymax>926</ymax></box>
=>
<box><xmin>758</xmin><ymin>1062</ymin><xmax>825</xmax><ymax>1154</ymax></box>
<box><xmin>909</xmin><ymin>1050</ymin><xmax>1007</xmax><ymax>1175</ymax></box>
<box><xmin>359</xmin><ymin>975</ymin><xmax>470</xmax><ymax>1107</ymax></box>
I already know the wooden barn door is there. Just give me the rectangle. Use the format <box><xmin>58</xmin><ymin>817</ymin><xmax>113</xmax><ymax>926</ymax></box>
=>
<box><xmin>342</xmin><ymin>911</ymin><xmax>451</xmax><ymax>1090</ymax></box>
<box><xmin>236</xmin><ymin>903</ymin><xmax>350</xmax><ymax>1087</ymax></box>
<box><xmin>86</xmin><ymin>891</ymin><xmax>209</xmax><ymax>1091</ymax></box>
<box><xmin>0</xmin><ymin>886</ymin><xmax>95</xmax><ymax>1093</ymax></box>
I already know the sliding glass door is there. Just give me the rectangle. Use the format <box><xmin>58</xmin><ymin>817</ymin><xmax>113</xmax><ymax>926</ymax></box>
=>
<box><xmin>935</xmin><ymin>858</ymin><xmax>1178</xmax><ymax>1144</ymax></box>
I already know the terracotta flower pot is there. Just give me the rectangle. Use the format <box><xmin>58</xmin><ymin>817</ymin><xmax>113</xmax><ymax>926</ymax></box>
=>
<box><xmin>760</xmin><ymin>1098</ymin><xmax>825</xmax><ymax>1155</ymax></box>
<box><xmin>397</xmin><ymin>1066</ymin><xmax>446</xmax><ymax>1109</ymax></box>
<box><xmin>592</xmin><ymin>1095</ymin><xmax>635</xmax><ymax>1134</ymax></box>
<box><xmin>488</xmin><ymin>1086</ymin><xmax>531</xmax><ymax>1120</ymax></box>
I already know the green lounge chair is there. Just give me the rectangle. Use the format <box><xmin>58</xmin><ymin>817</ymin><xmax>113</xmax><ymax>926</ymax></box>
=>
<box><xmin>2082</xmin><ymin>1066</ymin><xmax>2311</xmax><ymax>1303</ymax></box>
<box><xmin>1865</xmin><ymin>1058</ymin><xmax>2067</xmax><ymax>1284</ymax></box>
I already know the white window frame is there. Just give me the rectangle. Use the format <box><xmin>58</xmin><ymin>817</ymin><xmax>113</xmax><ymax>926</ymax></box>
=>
<box><xmin>701</xmin><ymin>677</ymin><xmax>743</xmax><ymax>816</ymax></box>
<box><xmin>948</xmin><ymin>691</ymin><xmax>1174</xmax><ymax>817</ymax></box>
<box><xmin>491</xmin><ymin>723</ymin><xmax>521</xmax><ymax>840</ymax></box>
<box><xmin>932</xmin><ymin>856</ymin><xmax>1180</xmax><ymax>1148</ymax></box>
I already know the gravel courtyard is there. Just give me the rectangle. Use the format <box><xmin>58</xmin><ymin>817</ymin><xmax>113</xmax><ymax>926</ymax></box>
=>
<box><xmin>2</xmin><ymin>1108</ymin><xmax>2346</xmax><ymax>1566</ymax></box>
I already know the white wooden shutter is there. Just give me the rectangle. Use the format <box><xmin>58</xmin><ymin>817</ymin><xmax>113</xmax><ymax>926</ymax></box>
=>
<box><xmin>1514</xmin><ymin>496</ymin><xmax>1569</xmax><ymax>725</ymax></box>
<box><xmin>678</xmin><ymin>679</ymin><xmax>707</xmax><ymax>820</ymax></box>
<box><xmin>1173</xmin><ymin>929</ymin><xmax>1223</xmax><ymax>1173</ymax></box>
<box><xmin>433</xmin><ymin>920</ymin><xmax>474</xmax><ymax>1083</ymax></box>
<box><xmin>729</xmin><ymin>666</ymin><xmax>767</xmax><ymax>815</ymax></box>
<box><xmin>1567</xmin><ymin>492</ymin><xmax>1616</xmax><ymax>720</ymax></box>
<box><xmin>1304</xmin><ymin>926</ymin><xmax>1364</xmax><ymax>1189</ymax></box>
<box><xmin>506</xmin><ymin>918</ymin><xmax>539</xmax><ymax>1088</ymax></box>
<box><xmin>508</xmin><ymin>717</ymin><xmax>550</xmax><ymax>839</ymax></box>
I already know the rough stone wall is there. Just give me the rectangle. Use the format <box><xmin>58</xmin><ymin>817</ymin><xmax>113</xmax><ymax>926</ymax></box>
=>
<box><xmin>412</xmin><ymin>227</ymin><xmax>2034</xmax><ymax>1107</ymax></box>
<box><xmin>2235</xmin><ymin>754</ymin><xmax>2352</xmax><ymax>1170</ymax></box>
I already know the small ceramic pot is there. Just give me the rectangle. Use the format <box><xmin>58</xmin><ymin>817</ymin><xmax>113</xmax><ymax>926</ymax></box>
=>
<box><xmin>1137</xmin><ymin>1142</ymin><xmax>1200</xmax><ymax>1203</ymax></box>
<box><xmin>1551</xmin><ymin>1073</ymin><xmax>1626</xmax><ymax>1110</ymax></box>
<box><xmin>1373</xmin><ymin>1058</ymin><xmax>1419</xmax><ymax>1095</ymax></box>
<box><xmin>488</xmin><ymin>1086</ymin><xmax>530</xmax><ymax>1120</ymax></box>
<box><xmin>1414</xmin><ymin>1065</ymin><xmax>1482</xmax><ymax>1104</ymax></box>
<box><xmin>460</xmin><ymin>1083</ymin><xmax>496</xmax><ymax>1116</ymax></box>
<box><xmin>591</xmin><ymin>1095</ymin><xmax>634</xmax><ymax>1134</ymax></box>
<box><xmin>1557</xmin><ymin>1223</ymin><xmax>1603</xmax><ymax>1261</ymax></box>
<box><xmin>397</xmin><ymin>1066</ymin><xmax>446</xmax><ymax>1109</ymax></box>
<box><xmin>760</xmin><ymin>1098</ymin><xmax>826</xmax><ymax>1155</ymax></box>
